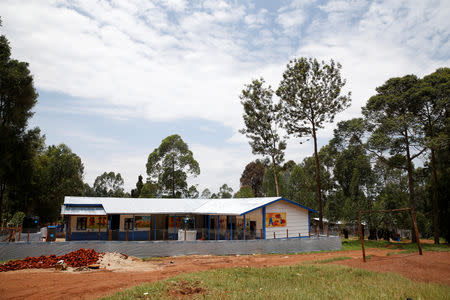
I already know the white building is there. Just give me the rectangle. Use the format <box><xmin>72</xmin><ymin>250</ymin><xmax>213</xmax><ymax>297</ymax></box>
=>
<box><xmin>61</xmin><ymin>196</ymin><xmax>317</xmax><ymax>241</ymax></box>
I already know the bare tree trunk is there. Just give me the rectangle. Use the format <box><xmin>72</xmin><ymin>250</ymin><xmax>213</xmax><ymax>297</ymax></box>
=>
<box><xmin>430</xmin><ymin>148</ymin><xmax>439</xmax><ymax>244</ymax></box>
<box><xmin>405</xmin><ymin>131</ymin><xmax>419</xmax><ymax>244</ymax></box>
<box><xmin>271</xmin><ymin>156</ymin><xmax>280</xmax><ymax>197</ymax></box>
<box><xmin>312</xmin><ymin>123</ymin><xmax>323</xmax><ymax>232</ymax></box>
<box><xmin>0</xmin><ymin>181</ymin><xmax>4</xmax><ymax>225</ymax></box>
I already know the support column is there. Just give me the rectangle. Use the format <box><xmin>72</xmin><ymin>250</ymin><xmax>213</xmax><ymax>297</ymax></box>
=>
<box><xmin>230</xmin><ymin>216</ymin><xmax>233</xmax><ymax>240</ymax></box>
<box><xmin>208</xmin><ymin>215</ymin><xmax>211</xmax><ymax>240</ymax></box>
<box><xmin>243</xmin><ymin>214</ymin><xmax>246</xmax><ymax>240</ymax></box>
<box><xmin>132</xmin><ymin>215</ymin><xmax>135</xmax><ymax>241</ymax></box>
<box><xmin>262</xmin><ymin>207</ymin><xmax>266</xmax><ymax>239</ymax></box>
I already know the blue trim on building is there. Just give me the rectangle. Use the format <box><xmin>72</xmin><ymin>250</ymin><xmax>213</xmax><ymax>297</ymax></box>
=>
<box><xmin>243</xmin><ymin>214</ymin><xmax>246</xmax><ymax>240</ymax></box>
<box><xmin>262</xmin><ymin>206</ymin><xmax>266</xmax><ymax>239</ymax></box>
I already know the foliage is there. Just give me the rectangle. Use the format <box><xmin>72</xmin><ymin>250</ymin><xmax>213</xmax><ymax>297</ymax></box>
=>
<box><xmin>239</xmin><ymin>78</ymin><xmax>286</xmax><ymax>196</ymax></box>
<box><xmin>139</xmin><ymin>182</ymin><xmax>158</xmax><ymax>198</ymax></box>
<box><xmin>277</xmin><ymin>57</ymin><xmax>351</xmax><ymax>229</ymax></box>
<box><xmin>104</xmin><ymin>263</ymin><xmax>449</xmax><ymax>300</ymax></box>
<box><xmin>146</xmin><ymin>135</ymin><xmax>200</xmax><ymax>198</ymax></box>
<box><xmin>29</xmin><ymin>144</ymin><xmax>84</xmax><ymax>222</ymax></box>
<box><xmin>201</xmin><ymin>188</ymin><xmax>211</xmax><ymax>199</ymax></box>
<box><xmin>234</xmin><ymin>186</ymin><xmax>254</xmax><ymax>198</ymax></box>
<box><xmin>93</xmin><ymin>171</ymin><xmax>125</xmax><ymax>197</ymax></box>
<box><xmin>8</xmin><ymin>211</ymin><xmax>25</xmax><ymax>227</ymax></box>
<box><xmin>130</xmin><ymin>175</ymin><xmax>144</xmax><ymax>198</ymax></box>
<box><xmin>239</xmin><ymin>160</ymin><xmax>265</xmax><ymax>197</ymax></box>
<box><xmin>0</xmin><ymin>30</ymin><xmax>38</xmax><ymax>220</ymax></box>
<box><xmin>186</xmin><ymin>185</ymin><xmax>199</xmax><ymax>198</ymax></box>
<box><xmin>218</xmin><ymin>184</ymin><xmax>233</xmax><ymax>199</ymax></box>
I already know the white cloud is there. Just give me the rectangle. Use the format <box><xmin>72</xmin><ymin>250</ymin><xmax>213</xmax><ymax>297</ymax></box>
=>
<box><xmin>1</xmin><ymin>0</ymin><xmax>449</xmax><ymax>194</ymax></box>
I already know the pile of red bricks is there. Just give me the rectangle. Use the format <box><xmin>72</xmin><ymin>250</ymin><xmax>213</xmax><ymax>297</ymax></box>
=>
<box><xmin>0</xmin><ymin>248</ymin><xmax>101</xmax><ymax>272</ymax></box>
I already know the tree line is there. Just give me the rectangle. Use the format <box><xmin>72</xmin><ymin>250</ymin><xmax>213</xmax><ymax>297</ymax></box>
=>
<box><xmin>238</xmin><ymin>58</ymin><xmax>449</xmax><ymax>244</ymax></box>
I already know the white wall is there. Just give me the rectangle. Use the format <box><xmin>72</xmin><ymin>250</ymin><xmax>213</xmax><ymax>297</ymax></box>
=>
<box><xmin>265</xmin><ymin>200</ymin><xmax>309</xmax><ymax>239</ymax></box>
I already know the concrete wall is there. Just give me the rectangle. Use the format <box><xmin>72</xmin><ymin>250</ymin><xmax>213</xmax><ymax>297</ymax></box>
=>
<box><xmin>265</xmin><ymin>200</ymin><xmax>309</xmax><ymax>239</ymax></box>
<box><xmin>0</xmin><ymin>236</ymin><xmax>342</xmax><ymax>261</ymax></box>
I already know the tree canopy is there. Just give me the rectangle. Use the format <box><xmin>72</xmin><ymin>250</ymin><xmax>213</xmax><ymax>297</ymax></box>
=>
<box><xmin>93</xmin><ymin>171</ymin><xmax>125</xmax><ymax>197</ymax></box>
<box><xmin>146</xmin><ymin>134</ymin><xmax>200</xmax><ymax>198</ymax></box>
<box><xmin>240</xmin><ymin>78</ymin><xmax>286</xmax><ymax>196</ymax></box>
<box><xmin>277</xmin><ymin>57</ymin><xmax>351</xmax><ymax>230</ymax></box>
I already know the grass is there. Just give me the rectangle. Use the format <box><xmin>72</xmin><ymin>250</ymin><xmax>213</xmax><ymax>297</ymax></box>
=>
<box><xmin>312</xmin><ymin>256</ymin><xmax>351</xmax><ymax>264</ymax></box>
<box><xmin>341</xmin><ymin>238</ymin><xmax>450</xmax><ymax>252</ymax></box>
<box><xmin>103</xmin><ymin>264</ymin><xmax>450</xmax><ymax>300</ymax></box>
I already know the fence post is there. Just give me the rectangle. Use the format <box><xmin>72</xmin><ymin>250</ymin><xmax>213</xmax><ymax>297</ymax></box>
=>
<box><xmin>87</xmin><ymin>230</ymin><xmax>90</xmax><ymax>241</ymax></box>
<box><xmin>286</xmin><ymin>229</ymin><xmax>288</xmax><ymax>239</ymax></box>
<box><xmin>27</xmin><ymin>231</ymin><xmax>30</xmax><ymax>242</ymax></box>
<box><xmin>18</xmin><ymin>227</ymin><xmax>22</xmax><ymax>242</ymax></box>
<box><xmin>299</xmin><ymin>232</ymin><xmax>301</xmax><ymax>238</ymax></box>
<box><xmin>273</xmin><ymin>232</ymin><xmax>276</xmax><ymax>239</ymax></box>
<box><xmin>326</xmin><ymin>226</ymin><xmax>329</xmax><ymax>237</ymax></box>
<box><xmin>260</xmin><ymin>228</ymin><xmax>263</xmax><ymax>240</ymax></box>
<box><xmin>202</xmin><ymin>228</ymin><xmax>204</xmax><ymax>240</ymax></box>
<box><xmin>126</xmin><ymin>229</ymin><xmax>129</xmax><ymax>241</ymax></box>
<box><xmin>184</xmin><ymin>229</ymin><xmax>186</xmax><ymax>241</ymax></box>
<box><xmin>163</xmin><ymin>230</ymin><xmax>166</xmax><ymax>240</ymax></box>
<box><xmin>358</xmin><ymin>210</ymin><xmax>366</xmax><ymax>263</ymax></box>
<box><xmin>98</xmin><ymin>224</ymin><xmax>101</xmax><ymax>240</ymax></box>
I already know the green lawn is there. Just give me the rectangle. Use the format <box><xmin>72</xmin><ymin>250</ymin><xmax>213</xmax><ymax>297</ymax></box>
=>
<box><xmin>341</xmin><ymin>238</ymin><xmax>450</xmax><ymax>253</ymax></box>
<box><xmin>103</xmin><ymin>263</ymin><xmax>450</xmax><ymax>300</ymax></box>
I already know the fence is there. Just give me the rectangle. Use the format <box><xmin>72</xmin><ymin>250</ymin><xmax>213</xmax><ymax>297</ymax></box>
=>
<box><xmin>0</xmin><ymin>236</ymin><xmax>342</xmax><ymax>261</ymax></box>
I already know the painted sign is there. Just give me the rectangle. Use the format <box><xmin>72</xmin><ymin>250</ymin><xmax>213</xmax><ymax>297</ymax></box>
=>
<box><xmin>135</xmin><ymin>216</ymin><xmax>151</xmax><ymax>228</ymax></box>
<box><xmin>266</xmin><ymin>213</ymin><xmax>287</xmax><ymax>227</ymax></box>
<box><xmin>86</xmin><ymin>216</ymin><xmax>107</xmax><ymax>229</ymax></box>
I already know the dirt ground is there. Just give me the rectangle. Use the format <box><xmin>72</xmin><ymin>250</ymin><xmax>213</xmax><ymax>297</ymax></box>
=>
<box><xmin>0</xmin><ymin>249</ymin><xmax>449</xmax><ymax>300</ymax></box>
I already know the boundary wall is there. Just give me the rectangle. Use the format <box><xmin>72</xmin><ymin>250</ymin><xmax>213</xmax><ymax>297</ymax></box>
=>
<box><xmin>0</xmin><ymin>236</ymin><xmax>341</xmax><ymax>261</ymax></box>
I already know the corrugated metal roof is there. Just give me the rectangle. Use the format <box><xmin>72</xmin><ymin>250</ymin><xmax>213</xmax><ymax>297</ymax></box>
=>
<box><xmin>61</xmin><ymin>205</ymin><xmax>106</xmax><ymax>215</ymax></box>
<box><xmin>62</xmin><ymin>196</ymin><xmax>315</xmax><ymax>216</ymax></box>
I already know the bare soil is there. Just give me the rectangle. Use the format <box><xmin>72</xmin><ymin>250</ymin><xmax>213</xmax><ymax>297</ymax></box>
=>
<box><xmin>0</xmin><ymin>249</ymin><xmax>448</xmax><ymax>300</ymax></box>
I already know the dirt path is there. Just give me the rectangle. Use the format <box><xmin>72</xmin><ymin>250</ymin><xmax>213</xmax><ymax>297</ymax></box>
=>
<box><xmin>0</xmin><ymin>249</ymin><xmax>448</xmax><ymax>300</ymax></box>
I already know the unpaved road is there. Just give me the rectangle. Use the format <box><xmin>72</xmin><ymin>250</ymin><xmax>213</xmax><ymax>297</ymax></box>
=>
<box><xmin>0</xmin><ymin>249</ymin><xmax>449</xmax><ymax>300</ymax></box>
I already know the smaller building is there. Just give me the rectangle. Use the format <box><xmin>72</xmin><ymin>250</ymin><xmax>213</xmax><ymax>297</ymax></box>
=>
<box><xmin>61</xmin><ymin>197</ymin><xmax>317</xmax><ymax>241</ymax></box>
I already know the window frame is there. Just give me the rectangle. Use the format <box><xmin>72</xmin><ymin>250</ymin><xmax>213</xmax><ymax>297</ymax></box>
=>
<box><xmin>76</xmin><ymin>217</ymin><xmax>87</xmax><ymax>230</ymax></box>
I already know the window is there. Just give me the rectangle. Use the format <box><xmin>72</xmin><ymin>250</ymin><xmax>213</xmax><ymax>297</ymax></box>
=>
<box><xmin>124</xmin><ymin>218</ymin><xmax>133</xmax><ymax>230</ymax></box>
<box><xmin>76</xmin><ymin>217</ymin><xmax>87</xmax><ymax>230</ymax></box>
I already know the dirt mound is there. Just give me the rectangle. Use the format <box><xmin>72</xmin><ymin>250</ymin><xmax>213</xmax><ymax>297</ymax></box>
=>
<box><xmin>98</xmin><ymin>252</ymin><xmax>159</xmax><ymax>272</ymax></box>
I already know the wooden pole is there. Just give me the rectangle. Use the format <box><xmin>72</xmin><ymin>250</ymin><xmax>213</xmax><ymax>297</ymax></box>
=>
<box><xmin>410</xmin><ymin>209</ymin><xmax>423</xmax><ymax>255</ymax></box>
<box><xmin>202</xmin><ymin>228</ymin><xmax>204</xmax><ymax>240</ymax></box>
<box><xmin>149</xmin><ymin>227</ymin><xmax>151</xmax><ymax>241</ymax></box>
<box><xmin>27</xmin><ymin>231</ymin><xmax>30</xmax><ymax>242</ymax></box>
<box><xmin>126</xmin><ymin>229</ymin><xmax>129</xmax><ymax>241</ymax></box>
<box><xmin>98</xmin><ymin>224</ymin><xmax>101</xmax><ymax>240</ymax></box>
<box><xmin>18</xmin><ymin>227</ymin><xmax>22</xmax><ymax>242</ymax></box>
<box><xmin>184</xmin><ymin>229</ymin><xmax>186</xmax><ymax>241</ymax></box>
<box><xmin>358</xmin><ymin>210</ymin><xmax>366</xmax><ymax>263</ymax></box>
<box><xmin>87</xmin><ymin>230</ymin><xmax>90</xmax><ymax>241</ymax></box>
<box><xmin>286</xmin><ymin>229</ymin><xmax>288</xmax><ymax>238</ymax></box>
<box><xmin>163</xmin><ymin>230</ymin><xmax>165</xmax><ymax>240</ymax></box>
<box><xmin>273</xmin><ymin>232</ymin><xmax>276</xmax><ymax>239</ymax></box>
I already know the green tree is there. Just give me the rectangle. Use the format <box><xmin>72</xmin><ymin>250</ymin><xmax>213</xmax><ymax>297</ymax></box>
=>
<box><xmin>93</xmin><ymin>171</ymin><xmax>125</xmax><ymax>197</ymax></box>
<box><xmin>240</xmin><ymin>160</ymin><xmax>265</xmax><ymax>197</ymax></box>
<box><xmin>34</xmin><ymin>144</ymin><xmax>84</xmax><ymax>221</ymax></box>
<box><xmin>234</xmin><ymin>186</ymin><xmax>254</xmax><ymax>198</ymax></box>
<box><xmin>131</xmin><ymin>175</ymin><xmax>144</xmax><ymax>198</ymax></box>
<box><xmin>218</xmin><ymin>184</ymin><xmax>233</xmax><ymax>199</ymax></box>
<box><xmin>240</xmin><ymin>78</ymin><xmax>286</xmax><ymax>196</ymax></box>
<box><xmin>414</xmin><ymin>68</ymin><xmax>450</xmax><ymax>243</ymax></box>
<box><xmin>186</xmin><ymin>185</ymin><xmax>199</xmax><ymax>198</ymax></box>
<box><xmin>0</xmin><ymin>25</ymin><xmax>38</xmax><ymax>219</ymax></box>
<box><xmin>363</xmin><ymin>75</ymin><xmax>425</xmax><ymax>243</ymax></box>
<box><xmin>139</xmin><ymin>182</ymin><xmax>158</xmax><ymax>198</ymax></box>
<box><xmin>146</xmin><ymin>135</ymin><xmax>200</xmax><ymax>198</ymax></box>
<box><xmin>201</xmin><ymin>188</ymin><xmax>212</xmax><ymax>198</ymax></box>
<box><xmin>277</xmin><ymin>58</ymin><xmax>351</xmax><ymax>230</ymax></box>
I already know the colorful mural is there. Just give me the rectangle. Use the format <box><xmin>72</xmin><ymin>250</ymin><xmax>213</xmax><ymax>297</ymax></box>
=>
<box><xmin>86</xmin><ymin>216</ymin><xmax>107</xmax><ymax>229</ymax></box>
<box><xmin>266</xmin><ymin>213</ymin><xmax>287</xmax><ymax>227</ymax></box>
<box><xmin>135</xmin><ymin>216</ymin><xmax>151</xmax><ymax>228</ymax></box>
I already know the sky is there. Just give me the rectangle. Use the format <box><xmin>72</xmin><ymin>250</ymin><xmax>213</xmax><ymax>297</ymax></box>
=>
<box><xmin>1</xmin><ymin>0</ymin><xmax>449</xmax><ymax>194</ymax></box>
